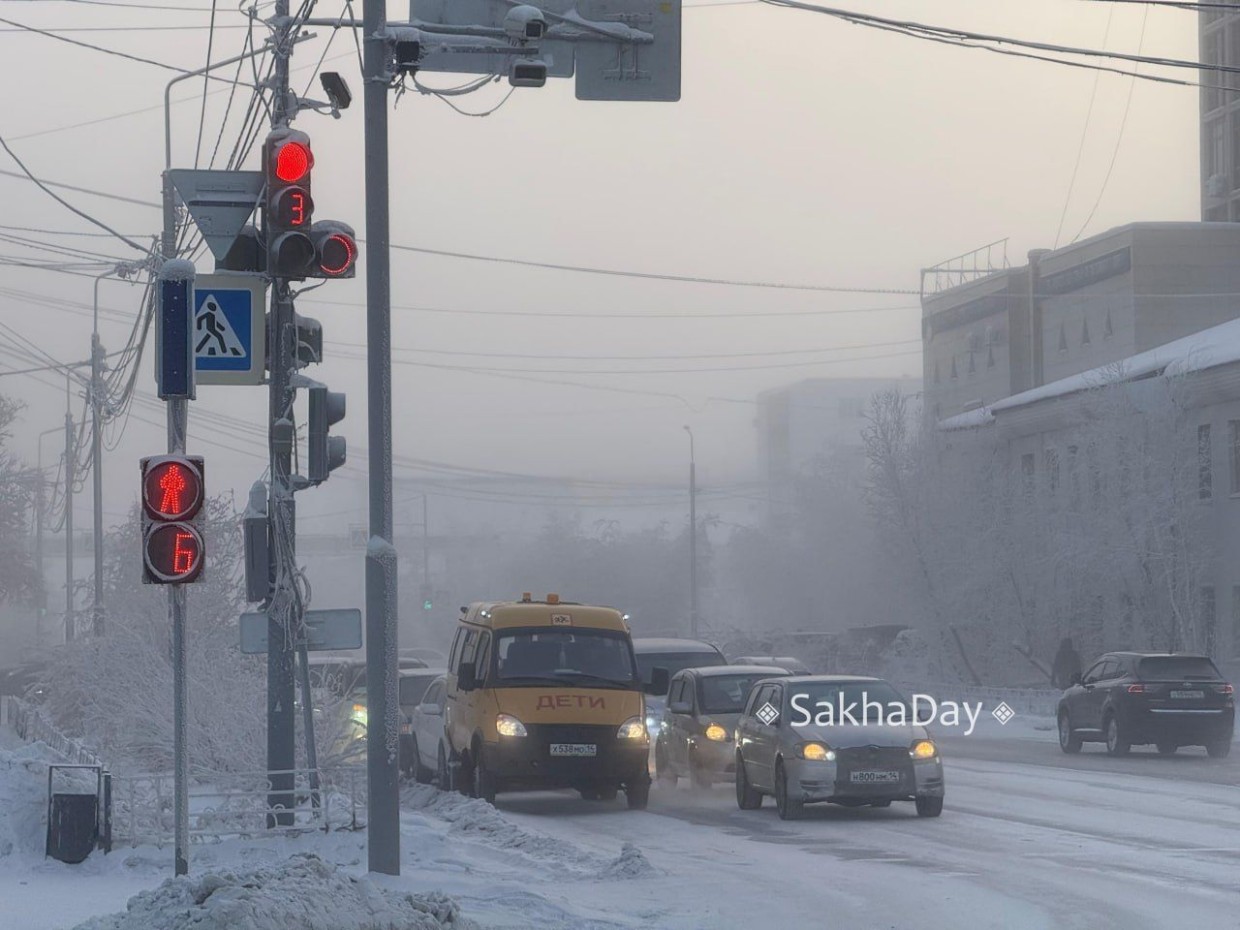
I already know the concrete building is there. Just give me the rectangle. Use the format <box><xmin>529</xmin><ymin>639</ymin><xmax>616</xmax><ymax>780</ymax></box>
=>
<box><xmin>756</xmin><ymin>376</ymin><xmax>920</xmax><ymax>491</ymax></box>
<box><xmin>938</xmin><ymin>319</ymin><xmax>1240</xmax><ymax>661</ymax></box>
<box><xmin>922</xmin><ymin>223</ymin><xmax>1240</xmax><ymax>421</ymax></box>
<box><xmin>1201</xmin><ymin>7</ymin><xmax>1240</xmax><ymax>220</ymax></box>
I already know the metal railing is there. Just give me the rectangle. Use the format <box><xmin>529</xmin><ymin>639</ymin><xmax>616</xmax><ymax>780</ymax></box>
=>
<box><xmin>109</xmin><ymin>765</ymin><xmax>367</xmax><ymax>847</ymax></box>
<box><xmin>2</xmin><ymin>695</ymin><xmax>104</xmax><ymax>767</ymax></box>
<box><xmin>920</xmin><ymin>238</ymin><xmax>1011</xmax><ymax>298</ymax></box>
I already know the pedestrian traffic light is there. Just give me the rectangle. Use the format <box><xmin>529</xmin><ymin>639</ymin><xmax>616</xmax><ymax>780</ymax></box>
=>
<box><xmin>140</xmin><ymin>455</ymin><xmax>206</xmax><ymax>584</ymax></box>
<box><xmin>264</xmin><ymin>129</ymin><xmax>315</xmax><ymax>278</ymax></box>
<box><xmin>307</xmin><ymin>385</ymin><xmax>346</xmax><ymax>484</ymax></box>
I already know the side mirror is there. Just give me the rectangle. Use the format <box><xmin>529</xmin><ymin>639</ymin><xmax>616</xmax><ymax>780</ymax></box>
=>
<box><xmin>420</xmin><ymin>702</ymin><xmax>443</xmax><ymax>716</ymax></box>
<box><xmin>645</xmin><ymin>666</ymin><xmax>670</xmax><ymax>696</ymax></box>
<box><xmin>668</xmin><ymin>700</ymin><xmax>692</xmax><ymax>715</ymax></box>
<box><xmin>458</xmin><ymin>662</ymin><xmax>478</xmax><ymax>692</ymax></box>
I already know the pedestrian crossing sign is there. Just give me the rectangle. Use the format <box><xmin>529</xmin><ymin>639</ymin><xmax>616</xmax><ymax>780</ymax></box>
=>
<box><xmin>192</xmin><ymin>274</ymin><xmax>267</xmax><ymax>385</ymax></box>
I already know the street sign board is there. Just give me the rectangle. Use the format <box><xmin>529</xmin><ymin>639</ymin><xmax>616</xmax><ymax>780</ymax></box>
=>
<box><xmin>410</xmin><ymin>0</ymin><xmax>574</xmax><ymax>76</ymax></box>
<box><xmin>168</xmin><ymin>169</ymin><xmax>264</xmax><ymax>261</ymax></box>
<box><xmin>192</xmin><ymin>273</ymin><xmax>266</xmax><ymax>386</ymax></box>
<box><xmin>156</xmin><ymin>266</ymin><xmax>195</xmax><ymax>400</ymax></box>
<box><xmin>574</xmin><ymin>0</ymin><xmax>681</xmax><ymax>101</ymax></box>
<box><xmin>239</xmin><ymin>608</ymin><xmax>363</xmax><ymax>654</ymax></box>
<box><xmin>408</xmin><ymin>0</ymin><xmax>681</xmax><ymax>99</ymax></box>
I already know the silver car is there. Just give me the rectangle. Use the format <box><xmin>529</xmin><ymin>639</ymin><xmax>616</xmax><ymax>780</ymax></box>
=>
<box><xmin>735</xmin><ymin>675</ymin><xmax>945</xmax><ymax>820</ymax></box>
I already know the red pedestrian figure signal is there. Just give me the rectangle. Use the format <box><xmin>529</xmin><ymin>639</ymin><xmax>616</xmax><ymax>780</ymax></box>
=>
<box><xmin>140</xmin><ymin>455</ymin><xmax>206</xmax><ymax>584</ymax></box>
<box><xmin>143</xmin><ymin>457</ymin><xmax>203</xmax><ymax>521</ymax></box>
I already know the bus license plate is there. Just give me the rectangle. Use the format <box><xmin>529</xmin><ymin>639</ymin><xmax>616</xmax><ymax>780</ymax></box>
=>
<box><xmin>1170</xmin><ymin>690</ymin><xmax>1204</xmax><ymax>699</ymax></box>
<box><xmin>550</xmin><ymin>743</ymin><xmax>597</xmax><ymax>757</ymax></box>
<box><xmin>850</xmin><ymin>770</ymin><xmax>900</xmax><ymax>784</ymax></box>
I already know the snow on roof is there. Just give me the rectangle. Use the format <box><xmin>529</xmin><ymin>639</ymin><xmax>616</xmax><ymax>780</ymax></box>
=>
<box><xmin>937</xmin><ymin>315</ymin><xmax>1240</xmax><ymax>430</ymax></box>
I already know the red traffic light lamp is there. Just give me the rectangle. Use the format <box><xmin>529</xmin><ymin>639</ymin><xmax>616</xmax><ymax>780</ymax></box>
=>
<box><xmin>142</xmin><ymin>458</ymin><xmax>204</xmax><ymax>521</ymax></box>
<box><xmin>140</xmin><ymin>455</ymin><xmax>206</xmax><ymax>585</ymax></box>
<box><xmin>273</xmin><ymin>139</ymin><xmax>313</xmax><ymax>183</ymax></box>
<box><xmin>310</xmin><ymin>221</ymin><xmax>358</xmax><ymax>279</ymax></box>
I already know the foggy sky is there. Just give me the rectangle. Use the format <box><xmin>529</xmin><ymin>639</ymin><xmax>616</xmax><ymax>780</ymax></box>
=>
<box><xmin>0</xmin><ymin>0</ymin><xmax>1199</xmax><ymax>527</ymax></box>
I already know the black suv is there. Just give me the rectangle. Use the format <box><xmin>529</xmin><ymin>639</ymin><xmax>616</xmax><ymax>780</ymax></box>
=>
<box><xmin>1057</xmin><ymin>652</ymin><xmax>1234</xmax><ymax>757</ymax></box>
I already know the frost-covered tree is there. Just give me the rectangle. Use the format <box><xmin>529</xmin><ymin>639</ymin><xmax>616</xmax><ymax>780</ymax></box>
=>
<box><xmin>0</xmin><ymin>394</ymin><xmax>37</xmax><ymax>606</ymax></box>
<box><xmin>42</xmin><ymin>494</ymin><xmax>268</xmax><ymax>773</ymax></box>
<box><xmin>863</xmin><ymin>377</ymin><xmax>1213</xmax><ymax>685</ymax></box>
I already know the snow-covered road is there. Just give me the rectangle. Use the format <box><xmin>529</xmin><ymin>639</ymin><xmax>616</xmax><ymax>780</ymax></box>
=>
<box><xmin>5</xmin><ymin>720</ymin><xmax>1240</xmax><ymax>929</ymax></box>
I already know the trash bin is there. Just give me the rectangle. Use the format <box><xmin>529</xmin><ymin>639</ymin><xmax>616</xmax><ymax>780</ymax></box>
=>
<box><xmin>45</xmin><ymin>764</ymin><xmax>103</xmax><ymax>864</ymax></box>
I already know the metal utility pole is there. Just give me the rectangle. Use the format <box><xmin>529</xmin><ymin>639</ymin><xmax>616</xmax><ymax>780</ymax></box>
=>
<box><xmin>264</xmin><ymin>0</ymin><xmax>299</xmax><ymax>829</ymax></box>
<box><xmin>362</xmin><ymin>0</ymin><xmax>401</xmax><ymax>876</ymax></box>
<box><xmin>36</xmin><ymin>425</ymin><xmax>60</xmax><ymax>642</ymax></box>
<box><xmin>684</xmin><ymin>425</ymin><xmax>697</xmax><ymax>639</ymax></box>
<box><xmin>63</xmin><ymin>388</ymin><xmax>75</xmax><ymax>643</ymax></box>
<box><xmin>422</xmin><ymin>493</ymin><xmax>430</xmax><ymax>592</ymax></box>
<box><xmin>90</xmin><ymin>274</ymin><xmax>108</xmax><ymax>638</ymax></box>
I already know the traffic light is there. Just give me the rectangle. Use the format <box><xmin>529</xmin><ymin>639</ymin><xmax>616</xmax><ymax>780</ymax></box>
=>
<box><xmin>420</xmin><ymin>583</ymin><xmax>433</xmax><ymax>611</ymax></box>
<box><xmin>140</xmin><ymin>455</ymin><xmax>206</xmax><ymax>584</ymax></box>
<box><xmin>264</xmin><ymin>129</ymin><xmax>315</xmax><ymax>277</ymax></box>
<box><xmin>262</xmin><ymin>130</ymin><xmax>359</xmax><ymax>280</ymax></box>
<box><xmin>307</xmin><ymin>385</ymin><xmax>346</xmax><ymax>484</ymax></box>
<box><xmin>307</xmin><ymin>221</ymin><xmax>357</xmax><ymax>279</ymax></box>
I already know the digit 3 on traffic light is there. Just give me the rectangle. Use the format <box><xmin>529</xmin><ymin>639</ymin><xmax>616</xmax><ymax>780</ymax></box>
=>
<box><xmin>140</xmin><ymin>455</ymin><xmax>206</xmax><ymax>584</ymax></box>
<box><xmin>263</xmin><ymin>129</ymin><xmax>358</xmax><ymax>280</ymax></box>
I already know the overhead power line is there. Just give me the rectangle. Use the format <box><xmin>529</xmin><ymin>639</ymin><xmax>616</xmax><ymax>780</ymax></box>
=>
<box><xmin>385</xmin><ymin>242</ymin><xmax>918</xmax><ymax>295</ymax></box>
<box><xmin>0</xmin><ymin>14</ymin><xmax>188</xmax><ymax>71</ymax></box>
<box><xmin>0</xmin><ymin>130</ymin><xmax>151</xmax><ymax>252</ymax></box>
<box><xmin>758</xmin><ymin>0</ymin><xmax>1236</xmax><ymax>91</ymax></box>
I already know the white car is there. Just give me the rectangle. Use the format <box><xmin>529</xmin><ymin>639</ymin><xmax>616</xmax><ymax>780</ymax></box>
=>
<box><xmin>404</xmin><ymin>674</ymin><xmax>448</xmax><ymax>784</ymax></box>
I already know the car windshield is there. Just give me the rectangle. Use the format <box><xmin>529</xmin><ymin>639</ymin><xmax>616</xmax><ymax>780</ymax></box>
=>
<box><xmin>1137</xmin><ymin>657</ymin><xmax>1221</xmax><ymax>681</ymax></box>
<box><xmin>635</xmin><ymin>651</ymin><xmax>726</xmax><ymax>686</ymax></box>
<box><xmin>398</xmin><ymin>674</ymin><xmax>439</xmax><ymax>705</ymax></box>
<box><xmin>495</xmin><ymin>630</ymin><xmax>637</xmax><ymax>686</ymax></box>
<box><xmin>699</xmin><ymin>673</ymin><xmax>782</xmax><ymax>714</ymax></box>
<box><xmin>784</xmin><ymin>680</ymin><xmax>911</xmax><ymax>719</ymax></box>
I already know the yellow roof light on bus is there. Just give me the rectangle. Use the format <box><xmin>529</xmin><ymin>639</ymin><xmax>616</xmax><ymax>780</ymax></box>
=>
<box><xmin>547</xmin><ymin>593</ymin><xmax>560</xmax><ymax>604</ymax></box>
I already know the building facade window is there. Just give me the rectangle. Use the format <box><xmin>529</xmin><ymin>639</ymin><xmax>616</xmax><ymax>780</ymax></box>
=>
<box><xmin>1230</xmin><ymin>421</ymin><xmax>1240</xmax><ymax>494</ymax></box>
<box><xmin>1021</xmin><ymin>453</ymin><xmax>1035</xmax><ymax>498</ymax></box>
<box><xmin>1232</xmin><ymin>586</ymin><xmax>1240</xmax><ymax>656</ymax></box>
<box><xmin>1057</xmin><ymin>322</ymin><xmax>1068</xmax><ymax>353</ymax></box>
<box><xmin>1082</xmin><ymin>318</ymin><xmax>1091</xmax><ymax>346</ymax></box>
<box><xmin>1201</xmin><ymin>586</ymin><xmax>1217</xmax><ymax>656</ymax></box>
<box><xmin>1103</xmin><ymin>308</ymin><xmax>1113</xmax><ymax>339</ymax></box>
<box><xmin>1199</xmin><ymin>424</ymin><xmax>1213</xmax><ymax>500</ymax></box>
<box><xmin>1046</xmin><ymin>448</ymin><xmax>1060</xmax><ymax>493</ymax></box>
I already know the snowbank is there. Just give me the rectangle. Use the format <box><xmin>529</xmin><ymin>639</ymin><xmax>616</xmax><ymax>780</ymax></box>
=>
<box><xmin>402</xmin><ymin>784</ymin><xmax>654</xmax><ymax>881</ymax></box>
<box><xmin>0</xmin><ymin>740</ymin><xmax>65</xmax><ymax>859</ymax></box>
<box><xmin>68</xmin><ymin>853</ymin><xmax>477</xmax><ymax>930</ymax></box>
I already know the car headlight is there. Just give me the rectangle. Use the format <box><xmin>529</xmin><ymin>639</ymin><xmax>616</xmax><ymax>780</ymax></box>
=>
<box><xmin>797</xmin><ymin>741</ymin><xmax>835</xmax><ymax>762</ymax></box>
<box><xmin>910</xmin><ymin>739</ymin><xmax>938</xmax><ymax>760</ymax></box>
<box><xmin>496</xmin><ymin>714</ymin><xmax>528</xmax><ymax>737</ymax></box>
<box><xmin>617</xmin><ymin>716</ymin><xmax>648</xmax><ymax>740</ymax></box>
<box><xmin>704</xmin><ymin>723</ymin><xmax>728</xmax><ymax>742</ymax></box>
